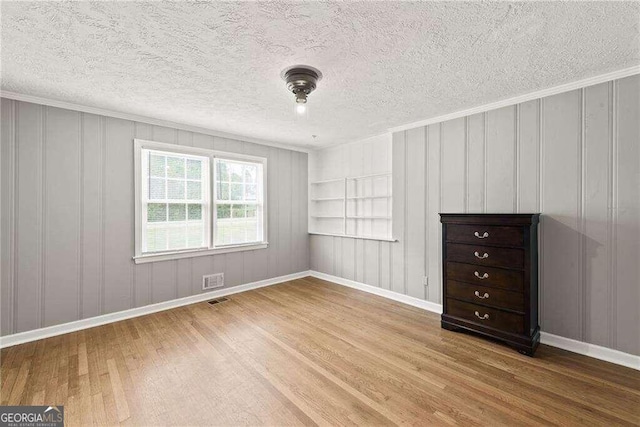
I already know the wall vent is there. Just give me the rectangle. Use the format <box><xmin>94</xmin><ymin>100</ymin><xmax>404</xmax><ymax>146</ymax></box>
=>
<box><xmin>203</xmin><ymin>273</ymin><xmax>224</xmax><ymax>290</ymax></box>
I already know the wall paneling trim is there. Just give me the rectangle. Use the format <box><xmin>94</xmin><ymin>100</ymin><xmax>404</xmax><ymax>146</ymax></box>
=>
<box><xmin>310</xmin><ymin>74</ymin><xmax>640</xmax><ymax>356</ymax></box>
<box><xmin>0</xmin><ymin>98</ymin><xmax>309</xmax><ymax>337</ymax></box>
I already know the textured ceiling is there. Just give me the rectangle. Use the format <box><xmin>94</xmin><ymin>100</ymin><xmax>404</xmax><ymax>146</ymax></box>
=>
<box><xmin>2</xmin><ymin>2</ymin><xmax>639</xmax><ymax>148</ymax></box>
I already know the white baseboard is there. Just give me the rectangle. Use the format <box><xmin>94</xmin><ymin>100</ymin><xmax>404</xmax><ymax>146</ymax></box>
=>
<box><xmin>4</xmin><ymin>269</ymin><xmax>638</xmax><ymax>371</ymax></box>
<box><xmin>308</xmin><ymin>270</ymin><xmax>639</xmax><ymax>371</ymax></box>
<box><xmin>540</xmin><ymin>332</ymin><xmax>639</xmax><ymax>370</ymax></box>
<box><xmin>308</xmin><ymin>271</ymin><xmax>443</xmax><ymax>314</ymax></box>
<box><xmin>0</xmin><ymin>271</ymin><xmax>310</xmax><ymax>349</ymax></box>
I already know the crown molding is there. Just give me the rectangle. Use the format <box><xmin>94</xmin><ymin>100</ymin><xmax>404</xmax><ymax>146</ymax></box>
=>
<box><xmin>0</xmin><ymin>90</ymin><xmax>311</xmax><ymax>154</ymax></box>
<box><xmin>389</xmin><ymin>65</ymin><xmax>640</xmax><ymax>133</ymax></box>
<box><xmin>312</xmin><ymin>131</ymin><xmax>392</xmax><ymax>151</ymax></box>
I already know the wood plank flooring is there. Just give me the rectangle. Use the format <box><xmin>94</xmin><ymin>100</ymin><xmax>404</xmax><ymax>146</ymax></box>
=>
<box><xmin>1</xmin><ymin>276</ymin><xmax>639</xmax><ymax>426</ymax></box>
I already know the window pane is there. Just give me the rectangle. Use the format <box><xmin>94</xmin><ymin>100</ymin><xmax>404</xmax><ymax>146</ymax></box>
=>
<box><xmin>230</xmin><ymin>183</ymin><xmax>243</xmax><ymax>200</ymax></box>
<box><xmin>232</xmin><ymin>204</ymin><xmax>246</xmax><ymax>218</ymax></box>
<box><xmin>244</xmin><ymin>165</ymin><xmax>257</xmax><ymax>183</ymax></box>
<box><xmin>147</xmin><ymin>203</ymin><xmax>167</xmax><ymax>222</ymax></box>
<box><xmin>212</xmin><ymin>158</ymin><xmax>264</xmax><ymax>247</ymax></box>
<box><xmin>215</xmin><ymin>217</ymin><xmax>259</xmax><ymax>246</ymax></box>
<box><xmin>229</xmin><ymin>163</ymin><xmax>243</xmax><ymax>182</ymax></box>
<box><xmin>188</xmin><ymin>204</ymin><xmax>202</xmax><ymax>220</ymax></box>
<box><xmin>146</xmin><ymin>226</ymin><xmax>167</xmax><ymax>252</ymax></box>
<box><xmin>168</xmin><ymin>203</ymin><xmax>186</xmax><ymax>221</ymax></box>
<box><xmin>187</xmin><ymin>181</ymin><xmax>201</xmax><ymax>200</ymax></box>
<box><xmin>245</xmin><ymin>184</ymin><xmax>257</xmax><ymax>201</ymax></box>
<box><xmin>167</xmin><ymin>156</ymin><xmax>185</xmax><ymax>178</ymax></box>
<box><xmin>167</xmin><ymin>180</ymin><xmax>185</xmax><ymax>199</ymax></box>
<box><xmin>217</xmin><ymin>161</ymin><xmax>229</xmax><ymax>182</ymax></box>
<box><xmin>150</xmin><ymin>155</ymin><xmax>165</xmax><ymax>178</ymax></box>
<box><xmin>142</xmin><ymin>149</ymin><xmax>210</xmax><ymax>254</ymax></box>
<box><xmin>149</xmin><ymin>178</ymin><xmax>166</xmax><ymax>199</ymax></box>
<box><xmin>187</xmin><ymin>159</ymin><xmax>202</xmax><ymax>180</ymax></box>
<box><xmin>187</xmin><ymin>224</ymin><xmax>205</xmax><ymax>248</ymax></box>
<box><xmin>217</xmin><ymin>204</ymin><xmax>230</xmax><ymax>219</ymax></box>
<box><xmin>218</xmin><ymin>183</ymin><xmax>229</xmax><ymax>200</ymax></box>
<box><xmin>168</xmin><ymin>227</ymin><xmax>187</xmax><ymax>249</ymax></box>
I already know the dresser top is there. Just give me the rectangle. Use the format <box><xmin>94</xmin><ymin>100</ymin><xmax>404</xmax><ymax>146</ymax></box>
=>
<box><xmin>440</xmin><ymin>213</ymin><xmax>540</xmax><ymax>225</ymax></box>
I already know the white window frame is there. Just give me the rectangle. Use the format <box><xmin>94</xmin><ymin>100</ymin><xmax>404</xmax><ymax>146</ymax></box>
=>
<box><xmin>134</xmin><ymin>139</ymin><xmax>268</xmax><ymax>264</ymax></box>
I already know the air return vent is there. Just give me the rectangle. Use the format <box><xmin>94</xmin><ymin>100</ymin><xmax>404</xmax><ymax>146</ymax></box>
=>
<box><xmin>207</xmin><ymin>297</ymin><xmax>228</xmax><ymax>305</ymax></box>
<box><xmin>203</xmin><ymin>273</ymin><xmax>224</xmax><ymax>290</ymax></box>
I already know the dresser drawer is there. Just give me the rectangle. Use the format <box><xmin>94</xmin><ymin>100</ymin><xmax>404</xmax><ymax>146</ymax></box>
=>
<box><xmin>446</xmin><ymin>280</ymin><xmax>524</xmax><ymax>312</ymax></box>
<box><xmin>446</xmin><ymin>298</ymin><xmax>524</xmax><ymax>335</ymax></box>
<box><xmin>446</xmin><ymin>224</ymin><xmax>524</xmax><ymax>247</ymax></box>
<box><xmin>446</xmin><ymin>262</ymin><xmax>523</xmax><ymax>291</ymax></box>
<box><xmin>446</xmin><ymin>243</ymin><xmax>524</xmax><ymax>269</ymax></box>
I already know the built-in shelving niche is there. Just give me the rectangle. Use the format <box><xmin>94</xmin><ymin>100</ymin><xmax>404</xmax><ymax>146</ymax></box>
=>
<box><xmin>309</xmin><ymin>173</ymin><xmax>394</xmax><ymax>241</ymax></box>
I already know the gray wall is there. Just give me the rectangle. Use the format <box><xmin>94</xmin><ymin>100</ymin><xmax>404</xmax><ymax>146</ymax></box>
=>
<box><xmin>311</xmin><ymin>74</ymin><xmax>640</xmax><ymax>356</ymax></box>
<box><xmin>0</xmin><ymin>98</ymin><xmax>309</xmax><ymax>336</ymax></box>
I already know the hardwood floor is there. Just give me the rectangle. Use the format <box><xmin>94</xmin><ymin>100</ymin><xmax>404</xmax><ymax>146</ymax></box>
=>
<box><xmin>1</xmin><ymin>276</ymin><xmax>639</xmax><ymax>426</ymax></box>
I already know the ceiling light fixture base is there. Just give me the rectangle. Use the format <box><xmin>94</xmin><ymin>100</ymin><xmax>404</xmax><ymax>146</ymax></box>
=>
<box><xmin>281</xmin><ymin>65</ymin><xmax>323</xmax><ymax>105</ymax></box>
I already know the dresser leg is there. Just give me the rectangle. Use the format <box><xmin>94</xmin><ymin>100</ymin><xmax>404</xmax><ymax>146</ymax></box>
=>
<box><xmin>518</xmin><ymin>349</ymin><xmax>534</xmax><ymax>357</ymax></box>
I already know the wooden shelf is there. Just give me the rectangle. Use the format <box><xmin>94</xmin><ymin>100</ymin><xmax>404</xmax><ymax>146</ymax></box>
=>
<box><xmin>309</xmin><ymin>232</ymin><xmax>396</xmax><ymax>242</ymax></box>
<box><xmin>310</xmin><ymin>172</ymin><xmax>392</xmax><ymax>240</ymax></box>
<box><xmin>311</xmin><ymin>197</ymin><xmax>344</xmax><ymax>201</ymax></box>
<box><xmin>310</xmin><ymin>178</ymin><xmax>344</xmax><ymax>185</ymax></box>
<box><xmin>347</xmin><ymin>195</ymin><xmax>391</xmax><ymax>200</ymax></box>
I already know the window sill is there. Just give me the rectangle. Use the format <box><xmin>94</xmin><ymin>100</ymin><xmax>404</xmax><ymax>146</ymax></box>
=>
<box><xmin>133</xmin><ymin>242</ymin><xmax>268</xmax><ymax>264</ymax></box>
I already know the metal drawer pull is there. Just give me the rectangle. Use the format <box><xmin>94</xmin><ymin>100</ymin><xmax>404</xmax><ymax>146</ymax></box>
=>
<box><xmin>474</xmin><ymin>231</ymin><xmax>489</xmax><ymax>239</ymax></box>
<box><xmin>474</xmin><ymin>291</ymin><xmax>489</xmax><ymax>299</ymax></box>
<box><xmin>474</xmin><ymin>271</ymin><xmax>489</xmax><ymax>279</ymax></box>
<box><xmin>474</xmin><ymin>251</ymin><xmax>489</xmax><ymax>259</ymax></box>
<box><xmin>474</xmin><ymin>311</ymin><xmax>490</xmax><ymax>320</ymax></box>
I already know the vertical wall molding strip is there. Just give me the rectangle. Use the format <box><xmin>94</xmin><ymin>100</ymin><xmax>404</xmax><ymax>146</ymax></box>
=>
<box><xmin>403</xmin><ymin>130</ymin><xmax>408</xmax><ymax>295</ymax></box>
<box><xmin>99</xmin><ymin>116</ymin><xmax>106</xmax><ymax>315</ymax></box>
<box><xmin>538</xmin><ymin>99</ymin><xmax>545</xmax><ymax>328</ymax></box>
<box><xmin>535</xmin><ymin>100</ymin><xmax>541</xmax><ymax>212</ymax></box>
<box><xmin>606</xmin><ymin>80</ymin><xmax>614</xmax><ymax>349</ymax></box>
<box><xmin>78</xmin><ymin>112</ymin><xmax>84</xmax><ymax>320</ymax></box>
<box><xmin>438</xmin><ymin>123</ymin><xmax>443</xmax><ymax>303</ymax></box>
<box><xmin>464</xmin><ymin>117</ymin><xmax>469</xmax><ymax>212</ymax></box>
<box><xmin>41</xmin><ymin>106</ymin><xmax>48</xmax><ymax>328</ymax></box>
<box><xmin>514</xmin><ymin>105</ymin><xmax>520</xmax><ymax>213</ymax></box>
<box><xmin>9</xmin><ymin>100</ymin><xmax>17</xmax><ymax>334</ymax></box>
<box><xmin>37</xmin><ymin>104</ymin><xmax>44</xmax><ymax>330</ymax></box>
<box><xmin>610</xmin><ymin>80</ymin><xmax>619</xmax><ymax>349</ymax></box>
<box><xmin>577</xmin><ymin>89</ymin><xmax>585</xmax><ymax>342</ymax></box>
<box><xmin>482</xmin><ymin>113</ymin><xmax>488</xmax><ymax>213</ymax></box>
<box><xmin>424</xmin><ymin>126</ymin><xmax>429</xmax><ymax>300</ymax></box>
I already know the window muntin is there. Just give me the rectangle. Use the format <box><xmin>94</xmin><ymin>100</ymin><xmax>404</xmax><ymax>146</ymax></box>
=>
<box><xmin>136</xmin><ymin>140</ymin><xmax>267</xmax><ymax>260</ymax></box>
<box><xmin>142</xmin><ymin>150</ymin><xmax>209</xmax><ymax>253</ymax></box>
<box><xmin>214</xmin><ymin>158</ymin><xmax>264</xmax><ymax>246</ymax></box>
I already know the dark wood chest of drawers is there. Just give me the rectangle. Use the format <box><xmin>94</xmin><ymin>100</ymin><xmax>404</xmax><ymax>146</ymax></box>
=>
<box><xmin>440</xmin><ymin>214</ymin><xmax>540</xmax><ymax>356</ymax></box>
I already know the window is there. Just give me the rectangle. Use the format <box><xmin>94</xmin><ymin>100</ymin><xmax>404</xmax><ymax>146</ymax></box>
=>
<box><xmin>214</xmin><ymin>158</ymin><xmax>264</xmax><ymax>246</ymax></box>
<box><xmin>134</xmin><ymin>139</ymin><xmax>267</xmax><ymax>263</ymax></box>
